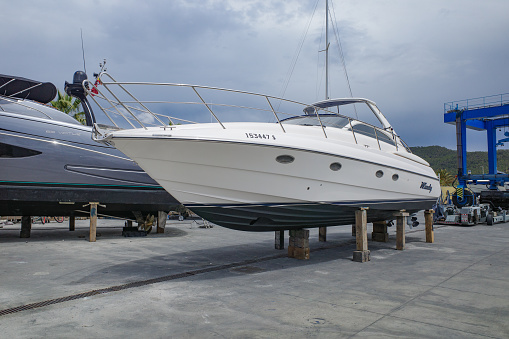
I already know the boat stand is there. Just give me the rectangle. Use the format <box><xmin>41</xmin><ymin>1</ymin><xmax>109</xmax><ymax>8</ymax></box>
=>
<box><xmin>275</xmin><ymin>231</ymin><xmax>284</xmax><ymax>250</ymax></box>
<box><xmin>424</xmin><ymin>209</ymin><xmax>434</xmax><ymax>243</ymax></box>
<box><xmin>83</xmin><ymin>202</ymin><xmax>105</xmax><ymax>242</ymax></box>
<box><xmin>372</xmin><ymin>221</ymin><xmax>389</xmax><ymax>242</ymax></box>
<box><xmin>288</xmin><ymin>229</ymin><xmax>310</xmax><ymax>260</ymax></box>
<box><xmin>353</xmin><ymin>208</ymin><xmax>370</xmax><ymax>262</ymax></box>
<box><xmin>319</xmin><ymin>227</ymin><xmax>327</xmax><ymax>242</ymax></box>
<box><xmin>69</xmin><ymin>215</ymin><xmax>75</xmax><ymax>231</ymax></box>
<box><xmin>20</xmin><ymin>216</ymin><xmax>31</xmax><ymax>238</ymax></box>
<box><xmin>394</xmin><ymin>210</ymin><xmax>409</xmax><ymax>250</ymax></box>
<box><xmin>157</xmin><ymin>211</ymin><xmax>167</xmax><ymax>234</ymax></box>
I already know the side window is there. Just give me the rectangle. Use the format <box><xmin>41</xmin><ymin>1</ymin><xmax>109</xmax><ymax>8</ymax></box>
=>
<box><xmin>0</xmin><ymin>142</ymin><xmax>41</xmax><ymax>158</ymax></box>
<box><xmin>351</xmin><ymin>123</ymin><xmax>376</xmax><ymax>139</ymax></box>
<box><xmin>376</xmin><ymin>130</ymin><xmax>395</xmax><ymax>145</ymax></box>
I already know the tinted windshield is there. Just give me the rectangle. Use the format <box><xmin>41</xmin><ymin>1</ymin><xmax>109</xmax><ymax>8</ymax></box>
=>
<box><xmin>282</xmin><ymin>114</ymin><xmax>350</xmax><ymax>129</ymax></box>
<box><xmin>0</xmin><ymin>97</ymin><xmax>82</xmax><ymax>125</ymax></box>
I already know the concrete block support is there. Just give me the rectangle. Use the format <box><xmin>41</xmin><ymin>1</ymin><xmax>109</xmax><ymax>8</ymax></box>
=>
<box><xmin>425</xmin><ymin>209</ymin><xmax>434</xmax><ymax>243</ymax></box>
<box><xmin>395</xmin><ymin>210</ymin><xmax>409</xmax><ymax>250</ymax></box>
<box><xmin>275</xmin><ymin>231</ymin><xmax>284</xmax><ymax>250</ymax></box>
<box><xmin>319</xmin><ymin>227</ymin><xmax>327</xmax><ymax>242</ymax></box>
<box><xmin>288</xmin><ymin>229</ymin><xmax>310</xmax><ymax>260</ymax></box>
<box><xmin>20</xmin><ymin>216</ymin><xmax>31</xmax><ymax>238</ymax></box>
<box><xmin>372</xmin><ymin>221</ymin><xmax>389</xmax><ymax>242</ymax></box>
<box><xmin>353</xmin><ymin>208</ymin><xmax>370</xmax><ymax>262</ymax></box>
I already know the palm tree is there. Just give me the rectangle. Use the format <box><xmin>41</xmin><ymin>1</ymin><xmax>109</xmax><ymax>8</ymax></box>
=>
<box><xmin>50</xmin><ymin>90</ymin><xmax>86</xmax><ymax>125</ymax></box>
<box><xmin>436</xmin><ymin>169</ymin><xmax>455</xmax><ymax>186</ymax></box>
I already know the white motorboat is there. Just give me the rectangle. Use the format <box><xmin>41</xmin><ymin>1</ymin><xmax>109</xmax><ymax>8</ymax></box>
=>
<box><xmin>80</xmin><ymin>72</ymin><xmax>440</xmax><ymax>231</ymax></box>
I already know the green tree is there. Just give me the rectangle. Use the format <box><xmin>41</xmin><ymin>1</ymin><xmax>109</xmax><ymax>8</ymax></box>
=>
<box><xmin>50</xmin><ymin>90</ymin><xmax>86</xmax><ymax>125</ymax></box>
<box><xmin>436</xmin><ymin>169</ymin><xmax>455</xmax><ymax>186</ymax></box>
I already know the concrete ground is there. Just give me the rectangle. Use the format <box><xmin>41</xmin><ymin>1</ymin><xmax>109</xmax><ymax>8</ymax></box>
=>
<box><xmin>0</xmin><ymin>212</ymin><xmax>508</xmax><ymax>338</ymax></box>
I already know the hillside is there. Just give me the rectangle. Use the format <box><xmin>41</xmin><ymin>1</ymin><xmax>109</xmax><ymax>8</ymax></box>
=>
<box><xmin>410</xmin><ymin>145</ymin><xmax>509</xmax><ymax>174</ymax></box>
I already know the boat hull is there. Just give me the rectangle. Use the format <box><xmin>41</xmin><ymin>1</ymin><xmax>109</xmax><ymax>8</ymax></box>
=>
<box><xmin>189</xmin><ymin>200</ymin><xmax>435</xmax><ymax>231</ymax></box>
<box><xmin>109</xmin><ymin>123</ymin><xmax>439</xmax><ymax>231</ymax></box>
<box><xmin>0</xmin><ymin>110</ymin><xmax>179</xmax><ymax>218</ymax></box>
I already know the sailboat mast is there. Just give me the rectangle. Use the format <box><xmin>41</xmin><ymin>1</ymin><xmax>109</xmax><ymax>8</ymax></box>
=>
<box><xmin>325</xmin><ymin>0</ymin><xmax>329</xmax><ymax>100</ymax></box>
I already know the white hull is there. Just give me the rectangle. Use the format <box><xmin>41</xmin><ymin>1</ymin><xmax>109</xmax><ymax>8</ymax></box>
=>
<box><xmin>108</xmin><ymin>122</ymin><xmax>439</xmax><ymax>230</ymax></box>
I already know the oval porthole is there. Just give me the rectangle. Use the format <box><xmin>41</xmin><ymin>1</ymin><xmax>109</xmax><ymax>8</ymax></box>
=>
<box><xmin>392</xmin><ymin>174</ymin><xmax>399</xmax><ymax>181</ymax></box>
<box><xmin>376</xmin><ymin>170</ymin><xmax>384</xmax><ymax>178</ymax></box>
<box><xmin>276</xmin><ymin>155</ymin><xmax>295</xmax><ymax>164</ymax></box>
<box><xmin>330</xmin><ymin>162</ymin><xmax>342</xmax><ymax>171</ymax></box>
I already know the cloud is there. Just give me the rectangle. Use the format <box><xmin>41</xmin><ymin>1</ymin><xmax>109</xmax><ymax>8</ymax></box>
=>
<box><xmin>1</xmin><ymin>0</ymin><xmax>508</xmax><ymax>150</ymax></box>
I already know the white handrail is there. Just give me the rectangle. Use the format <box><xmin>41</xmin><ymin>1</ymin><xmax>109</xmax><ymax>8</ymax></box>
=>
<box><xmin>86</xmin><ymin>72</ymin><xmax>409</xmax><ymax>152</ymax></box>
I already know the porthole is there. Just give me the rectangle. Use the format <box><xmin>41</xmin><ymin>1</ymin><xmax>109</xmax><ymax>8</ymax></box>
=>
<box><xmin>330</xmin><ymin>162</ymin><xmax>342</xmax><ymax>171</ymax></box>
<box><xmin>276</xmin><ymin>155</ymin><xmax>294</xmax><ymax>164</ymax></box>
<box><xmin>376</xmin><ymin>170</ymin><xmax>384</xmax><ymax>178</ymax></box>
<box><xmin>392</xmin><ymin>174</ymin><xmax>399</xmax><ymax>181</ymax></box>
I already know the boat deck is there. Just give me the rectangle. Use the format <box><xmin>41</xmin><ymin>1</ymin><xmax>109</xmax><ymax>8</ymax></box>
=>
<box><xmin>0</xmin><ymin>214</ymin><xmax>508</xmax><ymax>337</ymax></box>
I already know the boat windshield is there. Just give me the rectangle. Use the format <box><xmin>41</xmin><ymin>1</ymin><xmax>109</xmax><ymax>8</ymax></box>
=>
<box><xmin>281</xmin><ymin>114</ymin><xmax>350</xmax><ymax>129</ymax></box>
<box><xmin>0</xmin><ymin>97</ymin><xmax>82</xmax><ymax>125</ymax></box>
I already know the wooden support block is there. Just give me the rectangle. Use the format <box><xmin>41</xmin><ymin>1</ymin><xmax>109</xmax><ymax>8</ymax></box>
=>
<box><xmin>424</xmin><ymin>209</ymin><xmax>434</xmax><ymax>243</ymax></box>
<box><xmin>353</xmin><ymin>250</ymin><xmax>370</xmax><ymax>263</ymax></box>
<box><xmin>69</xmin><ymin>215</ymin><xmax>75</xmax><ymax>232</ymax></box>
<box><xmin>89</xmin><ymin>202</ymin><xmax>99</xmax><ymax>242</ymax></box>
<box><xmin>157</xmin><ymin>211</ymin><xmax>167</xmax><ymax>234</ymax></box>
<box><xmin>288</xmin><ymin>228</ymin><xmax>309</xmax><ymax>259</ymax></box>
<box><xmin>394</xmin><ymin>210</ymin><xmax>409</xmax><ymax>250</ymax></box>
<box><xmin>355</xmin><ymin>208</ymin><xmax>368</xmax><ymax>251</ymax></box>
<box><xmin>353</xmin><ymin>208</ymin><xmax>370</xmax><ymax>262</ymax></box>
<box><xmin>351</xmin><ymin>224</ymin><xmax>356</xmax><ymax>236</ymax></box>
<box><xmin>372</xmin><ymin>221</ymin><xmax>389</xmax><ymax>242</ymax></box>
<box><xmin>290</xmin><ymin>229</ymin><xmax>309</xmax><ymax>238</ymax></box>
<box><xmin>319</xmin><ymin>227</ymin><xmax>327</xmax><ymax>242</ymax></box>
<box><xmin>20</xmin><ymin>216</ymin><xmax>31</xmax><ymax>238</ymax></box>
<box><xmin>275</xmin><ymin>230</ymin><xmax>284</xmax><ymax>250</ymax></box>
<box><xmin>292</xmin><ymin>247</ymin><xmax>310</xmax><ymax>260</ymax></box>
<box><xmin>292</xmin><ymin>237</ymin><xmax>309</xmax><ymax>248</ymax></box>
<box><xmin>288</xmin><ymin>245</ymin><xmax>295</xmax><ymax>257</ymax></box>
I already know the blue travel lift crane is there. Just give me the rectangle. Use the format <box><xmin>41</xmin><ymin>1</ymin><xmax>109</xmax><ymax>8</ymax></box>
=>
<box><xmin>442</xmin><ymin>93</ymin><xmax>509</xmax><ymax>224</ymax></box>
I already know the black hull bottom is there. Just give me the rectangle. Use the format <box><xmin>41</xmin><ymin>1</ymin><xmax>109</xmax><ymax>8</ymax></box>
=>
<box><xmin>1</xmin><ymin>184</ymin><xmax>179</xmax><ymax>219</ymax></box>
<box><xmin>189</xmin><ymin>199</ymin><xmax>436</xmax><ymax>231</ymax></box>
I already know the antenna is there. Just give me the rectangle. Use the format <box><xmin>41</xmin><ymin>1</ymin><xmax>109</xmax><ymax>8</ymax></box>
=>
<box><xmin>81</xmin><ymin>28</ymin><xmax>87</xmax><ymax>74</ymax></box>
<box><xmin>325</xmin><ymin>0</ymin><xmax>329</xmax><ymax>100</ymax></box>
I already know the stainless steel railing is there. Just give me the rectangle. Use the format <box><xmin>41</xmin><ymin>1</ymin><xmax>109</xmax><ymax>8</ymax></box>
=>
<box><xmin>85</xmin><ymin>72</ymin><xmax>410</xmax><ymax>153</ymax></box>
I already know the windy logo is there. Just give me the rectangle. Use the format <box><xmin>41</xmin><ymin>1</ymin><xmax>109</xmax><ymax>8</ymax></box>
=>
<box><xmin>420</xmin><ymin>182</ymin><xmax>432</xmax><ymax>192</ymax></box>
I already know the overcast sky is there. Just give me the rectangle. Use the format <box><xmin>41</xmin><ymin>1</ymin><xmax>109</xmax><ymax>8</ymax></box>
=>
<box><xmin>2</xmin><ymin>0</ymin><xmax>508</xmax><ymax>150</ymax></box>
